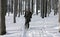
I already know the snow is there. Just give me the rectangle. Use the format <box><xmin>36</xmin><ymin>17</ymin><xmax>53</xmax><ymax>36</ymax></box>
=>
<box><xmin>0</xmin><ymin>10</ymin><xmax>60</xmax><ymax>37</ymax></box>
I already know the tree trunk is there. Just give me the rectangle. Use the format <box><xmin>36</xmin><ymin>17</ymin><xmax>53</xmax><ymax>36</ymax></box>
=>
<box><xmin>30</xmin><ymin>0</ymin><xmax>34</xmax><ymax>14</ymax></box>
<box><xmin>38</xmin><ymin>0</ymin><xmax>40</xmax><ymax>10</ymax></box>
<box><xmin>13</xmin><ymin>0</ymin><xmax>18</xmax><ymax>23</ymax></box>
<box><xmin>18</xmin><ymin>0</ymin><xmax>22</xmax><ymax>17</ymax></box>
<box><xmin>47</xmin><ymin>0</ymin><xmax>51</xmax><ymax>16</ymax></box>
<box><xmin>41</xmin><ymin>0</ymin><xmax>47</xmax><ymax>18</ymax></box>
<box><xmin>31</xmin><ymin>0</ymin><xmax>33</xmax><ymax>13</ymax></box>
<box><xmin>28</xmin><ymin>0</ymin><xmax>30</xmax><ymax>11</ymax></box>
<box><xmin>41</xmin><ymin>0</ymin><xmax>44</xmax><ymax>18</ymax></box>
<box><xmin>54</xmin><ymin>0</ymin><xmax>58</xmax><ymax>15</ymax></box>
<box><xmin>52</xmin><ymin>0</ymin><xmax>55</xmax><ymax>10</ymax></box>
<box><xmin>44</xmin><ymin>0</ymin><xmax>47</xmax><ymax>17</ymax></box>
<box><xmin>11</xmin><ymin>0</ymin><xmax>13</xmax><ymax>13</ymax></box>
<box><xmin>18</xmin><ymin>0</ymin><xmax>20</xmax><ymax>17</ymax></box>
<box><xmin>0</xmin><ymin>0</ymin><xmax>7</xmax><ymax>35</ymax></box>
<box><xmin>36</xmin><ymin>0</ymin><xmax>38</xmax><ymax>15</ymax></box>
<box><xmin>22</xmin><ymin>0</ymin><xmax>24</xmax><ymax>15</ymax></box>
<box><xmin>58</xmin><ymin>0</ymin><xmax>60</xmax><ymax>32</ymax></box>
<box><xmin>8</xmin><ymin>0</ymin><xmax>10</xmax><ymax>16</ymax></box>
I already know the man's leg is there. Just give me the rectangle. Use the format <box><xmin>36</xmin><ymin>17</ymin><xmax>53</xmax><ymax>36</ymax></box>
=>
<box><xmin>25</xmin><ymin>23</ymin><xmax>29</xmax><ymax>29</ymax></box>
<box><xmin>25</xmin><ymin>19</ymin><xmax>29</xmax><ymax>29</ymax></box>
<box><xmin>27</xmin><ymin>23</ymin><xmax>29</xmax><ymax>28</ymax></box>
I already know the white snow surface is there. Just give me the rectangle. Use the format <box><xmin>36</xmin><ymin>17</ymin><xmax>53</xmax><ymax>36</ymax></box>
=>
<box><xmin>0</xmin><ymin>10</ymin><xmax>60</xmax><ymax>37</ymax></box>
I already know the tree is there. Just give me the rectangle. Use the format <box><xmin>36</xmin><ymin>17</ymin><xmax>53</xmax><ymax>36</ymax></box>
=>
<box><xmin>31</xmin><ymin>0</ymin><xmax>33</xmax><ymax>13</ymax></box>
<box><xmin>41</xmin><ymin>0</ymin><xmax>44</xmax><ymax>18</ymax></box>
<box><xmin>36</xmin><ymin>0</ymin><xmax>38</xmax><ymax>15</ymax></box>
<box><xmin>25</xmin><ymin>0</ymin><xmax>30</xmax><ymax>11</ymax></box>
<box><xmin>47</xmin><ymin>0</ymin><xmax>51</xmax><ymax>16</ymax></box>
<box><xmin>13</xmin><ymin>0</ymin><xmax>18</xmax><ymax>23</ymax></box>
<box><xmin>7</xmin><ymin>0</ymin><xmax>10</xmax><ymax>16</ymax></box>
<box><xmin>51</xmin><ymin>0</ymin><xmax>55</xmax><ymax>10</ymax></box>
<box><xmin>44</xmin><ymin>0</ymin><xmax>47</xmax><ymax>17</ymax></box>
<box><xmin>51</xmin><ymin>0</ymin><xmax>58</xmax><ymax>15</ymax></box>
<box><xmin>22</xmin><ymin>0</ymin><xmax>25</xmax><ymax>15</ymax></box>
<box><xmin>28</xmin><ymin>0</ymin><xmax>30</xmax><ymax>11</ymax></box>
<box><xmin>54</xmin><ymin>0</ymin><xmax>58</xmax><ymax>15</ymax></box>
<box><xmin>11</xmin><ymin>0</ymin><xmax>13</xmax><ymax>13</ymax></box>
<box><xmin>41</xmin><ymin>0</ymin><xmax>47</xmax><ymax>18</ymax></box>
<box><xmin>18</xmin><ymin>0</ymin><xmax>22</xmax><ymax>17</ymax></box>
<box><xmin>38</xmin><ymin>0</ymin><xmax>40</xmax><ymax>10</ymax></box>
<box><xmin>0</xmin><ymin>0</ymin><xmax>7</xmax><ymax>35</ymax></box>
<box><xmin>58</xmin><ymin>0</ymin><xmax>60</xmax><ymax>32</ymax></box>
<box><xmin>19</xmin><ymin>0</ymin><xmax>22</xmax><ymax>15</ymax></box>
<box><xmin>30</xmin><ymin>0</ymin><xmax>34</xmax><ymax>14</ymax></box>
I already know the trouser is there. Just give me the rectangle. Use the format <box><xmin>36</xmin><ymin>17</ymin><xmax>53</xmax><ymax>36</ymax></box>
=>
<box><xmin>25</xmin><ymin>18</ymin><xmax>30</xmax><ymax>29</ymax></box>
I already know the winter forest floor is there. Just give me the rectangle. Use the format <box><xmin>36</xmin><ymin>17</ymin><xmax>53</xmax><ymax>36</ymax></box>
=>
<box><xmin>0</xmin><ymin>10</ymin><xmax>60</xmax><ymax>37</ymax></box>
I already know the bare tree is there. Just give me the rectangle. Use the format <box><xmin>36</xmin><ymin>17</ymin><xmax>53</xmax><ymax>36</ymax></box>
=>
<box><xmin>31</xmin><ymin>0</ymin><xmax>33</xmax><ymax>13</ymax></box>
<box><xmin>11</xmin><ymin>0</ymin><xmax>13</xmax><ymax>13</ymax></box>
<box><xmin>25</xmin><ymin>0</ymin><xmax>30</xmax><ymax>11</ymax></box>
<box><xmin>18</xmin><ymin>0</ymin><xmax>22</xmax><ymax>17</ymax></box>
<box><xmin>47</xmin><ymin>0</ymin><xmax>51</xmax><ymax>16</ymax></box>
<box><xmin>38</xmin><ymin>0</ymin><xmax>40</xmax><ymax>10</ymax></box>
<box><xmin>58</xmin><ymin>0</ymin><xmax>60</xmax><ymax>32</ymax></box>
<box><xmin>51</xmin><ymin>0</ymin><xmax>55</xmax><ymax>10</ymax></box>
<box><xmin>41</xmin><ymin>0</ymin><xmax>44</xmax><ymax>18</ymax></box>
<box><xmin>28</xmin><ymin>0</ymin><xmax>30</xmax><ymax>11</ymax></box>
<box><xmin>41</xmin><ymin>0</ymin><xmax>47</xmax><ymax>18</ymax></box>
<box><xmin>51</xmin><ymin>0</ymin><xmax>58</xmax><ymax>15</ymax></box>
<box><xmin>7</xmin><ymin>0</ymin><xmax>10</xmax><ymax>16</ymax></box>
<box><xmin>0</xmin><ymin>0</ymin><xmax>7</xmax><ymax>35</ymax></box>
<box><xmin>13</xmin><ymin>0</ymin><xmax>18</xmax><ymax>23</ymax></box>
<box><xmin>20</xmin><ymin>0</ymin><xmax>22</xmax><ymax>15</ymax></box>
<box><xmin>54</xmin><ymin>0</ymin><xmax>58</xmax><ymax>15</ymax></box>
<box><xmin>36</xmin><ymin>0</ymin><xmax>38</xmax><ymax>15</ymax></box>
<box><xmin>44</xmin><ymin>0</ymin><xmax>47</xmax><ymax>17</ymax></box>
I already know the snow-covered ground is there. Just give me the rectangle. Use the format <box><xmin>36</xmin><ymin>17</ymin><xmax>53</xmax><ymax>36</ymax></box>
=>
<box><xmin>0</xmin><ymin>10</ymin><xmax>60</xmax><ymax>37</ymax></box>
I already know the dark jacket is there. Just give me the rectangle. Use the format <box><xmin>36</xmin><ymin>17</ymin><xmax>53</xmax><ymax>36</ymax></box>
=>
<box><xmin>24</xmin><ymin>11</ymin><xmax>32</xmax><ymax>19</ymax></box>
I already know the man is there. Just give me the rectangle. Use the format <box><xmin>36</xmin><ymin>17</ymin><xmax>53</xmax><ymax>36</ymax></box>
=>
<box><xmin>24</xmin><ymin>10</ymin><xmax>32</xmax><ymax>29</ymax></box>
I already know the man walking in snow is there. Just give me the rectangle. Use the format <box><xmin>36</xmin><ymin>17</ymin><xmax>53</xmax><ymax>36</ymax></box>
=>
<box><xmin>24</xmin><ymin>10</ymin><xmax>32</xmax><ymax>29</ymax></box>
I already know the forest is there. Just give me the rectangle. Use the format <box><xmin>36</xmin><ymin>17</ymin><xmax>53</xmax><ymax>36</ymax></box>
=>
<box><xmin>0</xmin><ymin>0</ymin><xmax>60</xmax><ymax>37</ymax></box>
